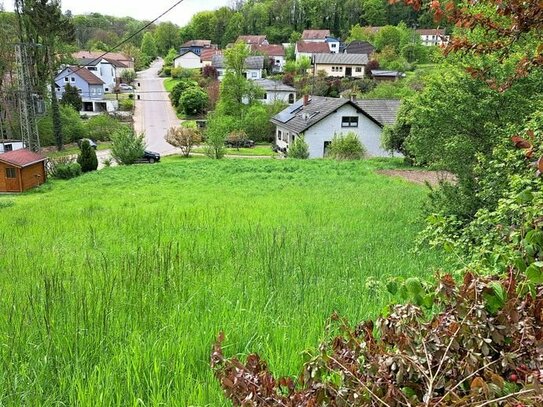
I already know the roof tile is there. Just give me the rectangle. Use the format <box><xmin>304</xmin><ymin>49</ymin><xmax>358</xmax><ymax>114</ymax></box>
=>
<box><xmin>0</xmin><ymin>149</ymin><xmax>46</xmax><ymax>167</ymax></box>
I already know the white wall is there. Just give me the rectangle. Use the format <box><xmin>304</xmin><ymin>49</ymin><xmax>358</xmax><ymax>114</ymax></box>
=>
<box><xmin>276</xmin><ymin>104</ymin><xmax>389</xmax><ymax>158</ymax></box>
<box><xmin>314</xmin><ymin>64</ymin><xmax>365</xmax><ymax>78</ymax></box>
<box><xmin>259</xmin><ymin>90</ymin><xmax>296</xmax><ymax>105</ymax></box>
<box><xmin>174</xmin><ymin>53</ymin><xmax>203</xmax><ymax>69</ymax></box>
<box><xmin>245</xmin><ymin>69</ymin><xmax>262</xmax><ymax>80</ymax></box>
<box><xmin>0</xmin><ymin>141</ymin><xmax>24</xmax><ymax>153</ymax></box>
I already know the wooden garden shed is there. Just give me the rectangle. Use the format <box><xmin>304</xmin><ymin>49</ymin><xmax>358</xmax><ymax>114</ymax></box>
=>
<box><xmin>0</xmin><ymin>149</ymin><xmax>47</xmax><ymax>193</ymax></box>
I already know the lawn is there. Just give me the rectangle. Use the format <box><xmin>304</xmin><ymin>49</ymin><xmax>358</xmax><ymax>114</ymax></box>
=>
<box><xmin>193</xmin><ymin>142</ymin><xmax>277</xmax><ymax>157</ymax></box>
<box><xmin>0</xmin><ymin>159</ymin><xmax>447</xmax><ymax>406</ymax></box>
<box><xmin>44</xmin><ymin>141</ymin><xmax>112</xmax><ymax>158</ymax></box>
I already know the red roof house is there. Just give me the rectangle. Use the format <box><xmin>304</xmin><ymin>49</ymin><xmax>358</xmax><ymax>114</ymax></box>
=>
<box><xmin>0</xmin><ymin>149</ymin><xmax>47</xmax><ymax>193</ymax></box>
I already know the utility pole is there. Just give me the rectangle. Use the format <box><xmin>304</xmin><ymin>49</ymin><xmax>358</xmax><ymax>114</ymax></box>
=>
<box><xmin>14</xmin><ymin>0</ymin><xmax>41</xmax><ymax>152</ymax></box>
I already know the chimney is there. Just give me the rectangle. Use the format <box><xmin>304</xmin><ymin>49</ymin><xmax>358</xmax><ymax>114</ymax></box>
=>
<box><xmin>303</xmin><ymin>94</ymin><xmax>309</xmax><ymax>106</ymax></box>
<box><xmin>350</xmin><ymin>94</ymin><xmax>356</xmax><ymax>102</ymax></box>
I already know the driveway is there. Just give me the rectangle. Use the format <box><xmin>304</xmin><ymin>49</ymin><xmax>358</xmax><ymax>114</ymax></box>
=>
<box><xmin>133</xmin><ymin>58</ymin><xmax>180</xmax><ymax>155</ymax></box>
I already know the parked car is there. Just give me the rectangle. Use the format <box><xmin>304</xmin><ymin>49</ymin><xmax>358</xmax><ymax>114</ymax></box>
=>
<box><xmin>118</xmin><ymin>83</ymin><xmax>134</xmax><ymax>92</ymax></box>
<box><xmin>77</xmin><ymin>138</ymin><xmax>97</xmax><ymax>149</ymax></box>
<box><xmin>225</xmin><ymin>138</ymin><xmax>255</xmax><ymax>148</ymax></box>
<box><xmin>141</xmin><ymin>150</ymin><xmax>160</xmax><ymax>163</ymax></box>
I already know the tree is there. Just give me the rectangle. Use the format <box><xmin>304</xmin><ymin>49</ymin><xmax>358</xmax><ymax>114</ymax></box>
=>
<box><xmin>204</xmin><ymin>113</ymin><xmax>237</xmax><ymax>159</ymax></box>
<box><xmin>77</xmin><ymin>139</ymin><xmax>98</xmax><ymax>172</ymax></box>
<box><xmin>328</xmin><ymin>132</ymin><xmax>366</xmax><ymax>159</ymax></box>
<box><xmin>154</xmin><ymin>22</ymin><xmax>180</xmax><ymax>56</ymax></box>
<box><xmin>288</xmin><ymin>136</ymin><xmax>309</xmax><ymax>159</ymax></box>
<box><xmin>60</xmin><ymin>84</ymin><xmax>82</xmax><ymax>112</ymax></box>
<box><xmin>373</xmin><ymin>25</ymin><xmax>402</xmax><ymax>52</ymax></box>
<box><xmin>179</xmin><ymin>87</ymin><xmax>208</xmax><ymax>116</ymax></box>
<box><xmin>140</xmin><ymin>32</ymin><xmax>158</xmax><ymax>66</ymax></box>
<box><xmin>110</xmin><ymin>127</ymin><xmax>146</xmax><ymax>165</ymax></box>
<box><xmin>85</xmin><ymin>114</ymin><xmax>122</xmax><ymax>141</ymax></box>
<box><xmin>170</xmin><ymin>80</ymin><xmax>198</xmax><ymax>109</ymax></box>
<box><xmin>242</xmin><ymin>104</ymin><xmax>275</xmax><ymax>142</ymax></box>
<box><xmin>362</xmin><ymin>0</ymin><xmax>387</xmax><ymax>26</ymax></box>
<box><xmin>120</xmin><ymin>68</ymin><xmax>136</xmax><ymax>84</ymax></box>
<box><xmin>163</xmin><ymin>48</ymin><xmax>178</xmax><ymax>68</ymax></box>
<box><xmin>165</xmin><ymin>126</ymin><xmax>202</xmax><ymax>157</ymax></box>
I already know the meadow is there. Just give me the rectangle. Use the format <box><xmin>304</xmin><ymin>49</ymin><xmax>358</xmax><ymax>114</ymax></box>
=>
<box><xmin>0</xmin><ymin>158</ymin><xmax>448</xmax><ymax>406</ymax></box>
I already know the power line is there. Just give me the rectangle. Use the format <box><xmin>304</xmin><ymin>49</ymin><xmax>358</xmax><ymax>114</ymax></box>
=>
<box><xmin>56</xmin><ymin>0</ymin><xmax>185</xmax><ymax>81</ymax></box>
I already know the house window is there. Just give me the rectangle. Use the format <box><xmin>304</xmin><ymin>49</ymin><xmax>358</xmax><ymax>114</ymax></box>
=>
<box><xmin>6</xmin><ymin>167</ymin><xmax>16</xmax><ymax>178</ymax></box>
<box><xmin>87</xmin><ymin>67</ymin><xmax>97</xmax><ymax>71</ymax></box>
<box><xmin>78</xmin><ymin>88</ymin><xmax>82</xmax><ymax>93</ymax></box>
<box><xmin>64</xmin><ymin>77</ymin><xmax>69</xmax><ymax>82</ymax></box>
<box><xmin>355</xmin><ymin>67</ymin><xmax>362</xmax><ymax>72</ymax></box>
<box><xmin>263</xmin><ymin>93</ymin><xmax>267</xmax><ymax>100</ymax></box>
<box><xmin>70</xmin><ymin>77</ymin><xmax>75</xmax><ymax>82</ymax></box>
<box><xmin>105</xmin><ymin>87</ymin><xmax>109</xmax><ymax>92</ymax></box>
<box><xmin>323</xmin><ymin>141</ymin><xmax>331</xmax><ymax>156</ymax></box>
<box><xmin>331</xmin><ymin>43</ymin><xmax>337</xmax><ymax>48</ymax></box>
<box><xmin>341</xmin><ymin>116</ymin><xmax>359</xmax><ymax>127</ymax></box>
<box><xmin>288</xmin><ymin>93</ymin><xmax>294</xmax><ymax>104</ymax></box>
<box><xmin>4</xmin><ymin>144</ymin><xmax>13</xmax><ymax>152</ymax></box>
<box><xmin>277</xmin><ymin>130</ymin><xmax>282</xmax><ymax>141</ymax></box>
<box><xmin>251</xmin><ymin>72</ymin><xmax>257</xmax><ymax>78</ymax></box>
<box><xmin>55</xmin><ymin>87</ymin><xmax>61</xmax><ymax>92</ymax></box>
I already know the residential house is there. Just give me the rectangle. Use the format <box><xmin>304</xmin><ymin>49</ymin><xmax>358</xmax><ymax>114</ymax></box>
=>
<box><xmin>252</xmin><ymin>79</ymin><xmax>296</xmax><ymax>105</ymax></box>
<box><xmin>0</xmin><ymin>139</ymin><xmax>24</xmax><ymax>154</ymax></box>
<box><xmin>76</xmin><ymin>57</ymin><xmax>128</xmax><ymax>92</ymax></box>
<box><xmin>173</xmin><ymin>50</ymin><xmax>203</xmax><ymax>69</ymax></box>
<box><xmin>179</xmin><ymin>40</ymin><xmax>213</xmax><ymax>56</ymax></box>
<box><xmin>72</xmin><ymin>51</ymin><xmax>134</xmax><ymax>69</ymax></box>
<box><xmin>251</xmin><ymin>44</ymin><xmax>286</xmax><ymax>73</ymax></box>
<box><xmin>344</xmin><ymin>41</ymin><xmax>376</xmax><ymax>56</ymax></box>
<box><xmin>236</xmin><ymin>35</ymin><xmax>268</xmax><ymax>46</ymax></box>
<box><xmin>312</xmin><ymin>54</ymin><xmax>368</xmax><ymax>78</ymax></box>
<box><xmin>211</xmin><ymin>55</ymin><xmax>265</xmax><ymax>81</ymax></box>
<box><xmin>295</xmin><ymin>41</ymin><xmax>330</xmax><ymax>61</ymax></box>
<box><xmin>271</xmin><ymin>96</ymin><xmax>400</xmax><ymax>158</ymax></box>
<box><xmin>0</xmin><ymin>149</ymin><xmax>46</xmax><ymax>193</ymax></box>
<box><xmin>416</xmin><ymin>28</ymin><xmax>450</xmax><ymax>46</ymax></box>
<box><xmin>200</xmin><ymin>48</ymin><xmax>223</xmax><ymax>67</ymax></box>
<box><xmin>371</xmin><ymin>70</ymin><xmax>406</xmax><ymax>81</ymax></box>
<box><xmin>301</xmin><ymin>30</ymin><xmax>340</xmax><ymax>53</ymax></box>
<box><xmin>54</xmin><ymin>66</ymin><xmax>116</xmax><ymax>113</ymax></box>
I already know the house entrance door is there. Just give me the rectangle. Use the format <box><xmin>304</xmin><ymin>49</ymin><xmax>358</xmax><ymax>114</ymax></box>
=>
<box><xmin>4</xmin><ymin>167</ymin><xmax>19</xmax><ymax>192</ymax></box>
<box><xmin>345</xmin><ymin>67</ymin><xmax>352</xmax><ymax>77</ymax></box>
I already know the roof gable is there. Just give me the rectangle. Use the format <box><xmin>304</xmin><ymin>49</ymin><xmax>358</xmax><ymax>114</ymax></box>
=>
<box><xmin>302</xmin><ymin>29</ymin><xmax>331</xmax><ymax>40</ymax></box>
<box><xmin>296</xmin><ymin>41</ymin><xmax>330</xmax><ymax>54</ymax></box>
<box><xmin>251</xmin><ymin>44</ymin><xmax>285</xmax><ymax>57</ymax></box>
<box><xmin>0</xmin><ymin>149</ymin><xmax>46</xmax><ymax>168</ymax></box>
<box><xmin>200</xmin><ymin>48</ymin><xmax>222</xmax><ymax>61</ymax></box>
<box><xmin>56</xmin><ymin>66</ymin><xmax>105</xmax><ymax>85</ymax></box>
<box><xmin>237</xmin><ymin>35</ymin><xmax>267</xmax><ymax>45</ymax></box>
<box><xmin>313</xmin><ymin>53</ymin><xmax>369</xmax><ymax>65</ymax></box>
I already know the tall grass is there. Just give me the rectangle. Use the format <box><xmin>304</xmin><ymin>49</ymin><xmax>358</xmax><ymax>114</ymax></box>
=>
<box><xmin>0</xmin><ymin>159</ymin><xmax>447</xmax><ymax>406</ymax></box>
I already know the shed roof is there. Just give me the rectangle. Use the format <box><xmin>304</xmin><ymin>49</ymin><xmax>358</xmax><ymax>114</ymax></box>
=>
<box><xmin>296</xmin><ymin>41</ymin><xmax>330</xmax><ymax>54</ymax></box>
<box><xmin>251</xmin><ymin>44</ymin><xmax>285</xmax><ymax>57</ymax></box>
<box><xmin>211</xmin><ymin>55</ymin><xmax>264</xmax><ymax>69</ymax></box>
<box><xmin>313</xmin><ymin>53</ymin><xmax>368</xmax><ymax>65</ymax></box>
<box><xmin>0</xmin><ymin>149</ymin><xmax>46</xmax><ymax>168</ymax></box>
<box><xmin>302</xmin><ymin>29</ymin><xmax>330</xmax><ymax>40</ymax></box>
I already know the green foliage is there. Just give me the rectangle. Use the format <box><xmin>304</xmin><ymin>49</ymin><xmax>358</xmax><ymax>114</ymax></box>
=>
<box><xmin>54</xmin><ymin>162</ymin><xmax>82</xmax><ymax>179</ymax></box>
<box><xmin>120</xmin><ymin>69</ymin><xmax>136</xmax><ymax>85</ymax></box>
<box><xmin>154</xmin><ymin>22</ymin><xmax>180</xmax><ymax>56</ymax></box>
<box><xmin>165</xmin><ymin>126</ymin><xmax>202</xmax><ymax>157</ymax></box>
<box><xmin>204</xmin><ymin>113</ymin><xmax>237</xmax><ymax>159</ymax></box>
<box><xmin>60</xmin><ymin>84</ymin><xmax>82</xmax><ymax>112</ymax></box>
<box><xmin>119</xmin><ymin>98</ymin><xmax>134</xmax><ymax>111</ymax></box>
<box><xmin>77</xmin><ymin>139</ymin><xmax>98</xmax><ymax>173</ymax></box>
<box><xmin>169</xmin><ymin>80</ymin><xmax>198</xmax><ymax>109</ymax></box>
<box><xmin>179</xmin><ymin>87</ymin><xmax>208</xmax><ymax>116</ymax></box>
<box><xmin>375</xmin><ymin>45</ymin><xmax>410</xmax><ymax>71</ymax></box>
<box><xmin>328</xmin><ymin>132</ymin><xmax>366</xmax><ymax>160</ymax></box>
<box><xmin>225</xmin><ymin>42</ymin><xmax>250</xmax><ymax>76</ymax></box>
<box><xmin>374</xmin><ymin>25</ymin><xmax>402</xmax><ymax>52</ymax></box>
<box><xmin>110</xmin><ymin>127</ymin><xmax>145</xmax><ymax>165</ymax></box>
<box><xmin>163</xmin><ymin>48</ymin><xmax>178</xmax><ymax>68</ymax></box>
<box><xmin>140</xmin><ymin>32</ymin><xmax>158</xmax><ymax>66</ymax></box>
<box><xmin>242</xmin><ymin>103</ymin><xmax>276</xmax><ymax>142</ymax></box>
<box><xmin>38</xmin><ymin>104</ymin><xmax>87</xmax><ymax>146</ymax></box>
<box><xmin>288</xmin><ymin>135</ymin><xmax>309</xmax><ymax>159</ymax></box>
<box><xmin>85</xmin><ymin>114</ymin><xmax>123</xmax><ymax>142</ymax></box>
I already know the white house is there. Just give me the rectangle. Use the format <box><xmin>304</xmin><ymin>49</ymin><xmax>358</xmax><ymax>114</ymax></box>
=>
<box><xmin>312</xmin><ymin>54</ymin><xmax>368</xmax><ymax>78</ymax></box>
<box><xmin>211</xmin><ymin>55</ymin><xmax>264</xmax><ymax>81</ymax></box>
<box><xmin>252</xmin><ymin>79</ymin><xmax>296</xmax><ymax>105</ymax></box>
<box><xmin>416</xmin><ymin>28</ymin><xmax>450</xmax><ymax>46</ymax></box>
<box><xmin>251</xmin><ymin>44</ymin><xmax>286</xmax><ymax>73</ymax></box>
<box><xmin>271</xmin><ymin>96</ymin><xmax>400</xmax><ymax>158</ymax></box>
<box><xmin>325</xmin><ymin>37</ymin><xmax>341</xmax><ymax>53</ymax></box>
<box><xmin>173</xmin><ymin>50</ymin><xmax>203</xmax><ymax>69</ymax></box>
<box><xmin>77</xmin><ymin>57</ymin><xmax>127</xmax><ymax>93</ymax></box>
<box><xmin>295</xmin><ymin>41</ymin><xmax>330</xmax><ymax>61</ymax></box>
<box><xmin>0</xmin><ymin>140</ymin><xmax>24</xmax><ymax>153</ymax></box>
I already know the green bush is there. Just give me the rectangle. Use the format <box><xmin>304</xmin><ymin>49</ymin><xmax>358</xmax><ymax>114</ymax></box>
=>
<box><xmin>119</xmin><ymin>98</ymin><xmax>134</xmax><ymax>111</ymax></box>
<box><xmin>55</xmin><ymin>163</ymin><xmax>82</xmax><ymax>179</ymax></box>
<box><xmin>77</xmin><ymin>139</ymin><xmax>98</xmax><ymax>173</ymax></box>
<box><xmin>110</xmin><ymin>127</ymin><xmax>146</xmax><ymax>165</ymax></box>
<box><xmin>288</xmin><ymin>136</ymin><xmax>309</xmax><ymax>159</ymax></box>
<box><xmin>179</xmin><ymin>87</ymin><xmax>208</xmax><ymax>116</ymax></box>
<box><xmin>204</xmin><ymin>113</ymin><xmax>237</xmax><ymax>159</ymax></box>
<box><xmin>328</xmin><ymin>132</ymin><xmax>366</xmax><ymax>160</ymax></box>
<box><xmin>162</xmin><ymin>66</ymin><xmax>172</xmax><ymax>76</ymax></box>
<box><xmin>85</xmin><ymin>114</ymin><xmax>122</xmax><ymax>141</ymax></box>
<box><xmin>37</xmin><ymin>105</ymin><xmax>87</xmax><ymax>146</ymax></box>
<box><xmin>242</xmin><ymin>104</ymin><xmax>275</xmax><ymax>142</ymax></box>
<box><xmin>170</xmin><ymin>80</ymin><xmax>199</xmax><ymax>108</ymax></box>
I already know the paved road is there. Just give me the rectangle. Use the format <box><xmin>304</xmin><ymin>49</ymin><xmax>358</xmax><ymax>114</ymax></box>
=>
<box><xmin>133</xmin><ymin>59</ymin><xmax>180</xmax><ymax>155</ymax></box>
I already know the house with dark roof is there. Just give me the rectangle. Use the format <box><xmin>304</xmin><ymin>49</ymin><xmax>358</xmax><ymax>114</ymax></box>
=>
<box><xmin>251</xmin><ymin>79</ymin><xmax>296</xmax><ymax>105</ymax></box>
<box><xmin>313</xmin><ymin>54</ymin><xmax>369</xmax><ymax>78</ymax></box>
<box><xmin>251</xmin><ymin>44</ymin><xmax>286</xmax><ymax>72</ymax></box>
<box><xmin>371</xmin><ymin>70</ymin><xmax>406</xmax><ymax>81</ymax></box>
<box><xmin>211</xmin><ymin>55</ymin><xmax>265</xmax><ymax>80</ymax></box>
<box><xmin>237</xmin><ymin>35</ymin><xmax>268</xmax><ymax>46</ymax></box>
<box><xmin>179</xmin><ymin>40</ymin><xmax>214</xmax><ymax>56</ymax></box>
<box><xmin>344</xmin><ymin>41</ymin><xmax>376</xmax><ymax>56</ymax></box>
<box><xmin>72</xmin><ymin>51</ymin><xmax>134</xmax><ymax>69</ymax></box>
<box><xmin>295</xmin><ymin>41</ymin><xmax>330</xmax><ymax>61</ymax></box>
<box><xmin>173</xmin><ymin>50</ymin><xmax>203</xmax><ymax>69</ymax></box>
<box><xmin>271</xmin><ymin>96</ymin><xmax>400</xmax><ymax>158</ymax></box>
<box><xmin>200</xmin><ymin>48</ymin><xmax>223</xmax><ymax>67</ymax></box>
<box><xmin>0</xmin><ymin>149</ymin><xmax>46</xmax><ymax>192</ymax></box>
<box><xmin>76</xmin><ymin>57</ymin><xmax>128</xmax><ymax>92</ymax></box>
<box><xmin>54</xmin><ymin>67</ymin><xmax>116</xmax><ymax>113</ymax></box>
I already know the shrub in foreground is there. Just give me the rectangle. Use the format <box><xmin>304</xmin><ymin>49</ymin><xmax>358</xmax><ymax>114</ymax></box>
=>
<box><xmin>111</xmin><ymin>127</ymin><xmax>145</xmax><ymax>165</ymax></box>
<box><xmin>288</xmin><ymin>136</ymin><xmax>309</xmax><ymax>159</ymax></box>
<box><xmin>212</xmin><ymin>271</ymin><xmax>543</xmax><ymax>406</ymax></box>
<box><xmin>77</xmin><ymin>139</ymin><xmax>98</xmax><ymax>172</ymax></box>
<box><xmin>165</xmin><ymin>126</ymin><xmax>202</xmax><ymax>157</ymax></box>
<box><xmin>328</xmin><ymin>132</ymin><xmax>366</xmax><ymax>160</ymax></box>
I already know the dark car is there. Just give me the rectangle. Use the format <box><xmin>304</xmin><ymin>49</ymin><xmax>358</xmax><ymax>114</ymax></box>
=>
<box><xmin>77</xmin><ymin>138</ymin><xmax>97</xmax><ymax>149</ymax></box>
<box><xmin>225</xmin><ymin>139</ymin><xmax>255</xmax><ymax>148</ymax></box>
<box><xmin>142</xmin><ymin>150</ymin><xmax>160</xmax><ymax>163</ymax></box>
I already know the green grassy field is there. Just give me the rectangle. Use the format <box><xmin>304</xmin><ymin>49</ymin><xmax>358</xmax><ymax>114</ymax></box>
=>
<box><xmin>0</xmin><ymin>159</ymin><xmax>447</xmax><ymax>406</ymax></box>
<box><xmin>193</xmin><ymin>143</ymin><xmax>277</xmax><ymax>157</ymax></box>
